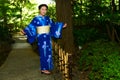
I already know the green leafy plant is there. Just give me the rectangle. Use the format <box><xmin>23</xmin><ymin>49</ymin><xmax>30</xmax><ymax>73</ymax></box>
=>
<box><xmin>79</xmin><ymin>39</ymin><xmax>120</xmax><ymax>80</ymax></box>
<box><xmin>73</xmin><ymin>27</ymin><xmax>98</xmax><ymax>46</ymax></box>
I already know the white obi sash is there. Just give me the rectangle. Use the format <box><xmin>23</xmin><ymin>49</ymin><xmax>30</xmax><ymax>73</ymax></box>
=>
<box><xmin>37</xmin><ymin>26</ymin><xmax>50</xmax><ymax>34</ymax></box>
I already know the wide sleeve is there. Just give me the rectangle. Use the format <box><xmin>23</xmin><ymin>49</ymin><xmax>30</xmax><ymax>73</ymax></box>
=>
<box><xmin>49</xmin><ymin>19</ymin><xmax>64</xmax><ymax>38</ymax></box>
<box><xmin>23</xmin><ymin>17</ymin><xmax>37</xmax><ymax>44</ymax></box>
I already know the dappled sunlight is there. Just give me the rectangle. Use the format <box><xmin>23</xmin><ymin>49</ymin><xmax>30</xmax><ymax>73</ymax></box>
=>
<box><xmin>30</xmin><ymin>0</ymin><xmax>54</xmax><ymax>5</ymax></box>
<box><xmin>12</xmin><ymin>32</ymin><xmax>27</xmax><ymax>41</ymax></box>
<box><xmin>12</xmin><ymin>43</ymin><xmax>31</xmax><ymax>49</ymax></box>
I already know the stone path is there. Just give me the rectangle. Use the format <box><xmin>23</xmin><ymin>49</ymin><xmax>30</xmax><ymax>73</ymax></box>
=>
<box><xmin>0</xmin><ymin>35</ymin><xmax>54</xmax><ymax>80</ymax></box>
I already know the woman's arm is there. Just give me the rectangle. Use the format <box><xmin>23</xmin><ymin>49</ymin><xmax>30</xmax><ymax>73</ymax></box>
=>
<box><xmin>49</xmin><ymin>18</ymin><xmax>67</xmax><ymax>28</ymax></box>
<box><xmin>49</xmin><ymin>17</ymin><xmax>67</xmax><ymax>38</ymax></box>
<box><xmin>22</xmin><ymin>17</ymin><xmax>37</xmax><ymax>44</ymax></box>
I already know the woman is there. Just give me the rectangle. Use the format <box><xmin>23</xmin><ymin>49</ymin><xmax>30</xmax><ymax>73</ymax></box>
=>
<box><xmin>22</xmin><ymin>4</ymin><xmax>67</xmax><ymax>74</ymax></box>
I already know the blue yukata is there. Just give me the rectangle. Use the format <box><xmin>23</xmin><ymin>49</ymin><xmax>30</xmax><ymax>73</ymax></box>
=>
<box><xmin>24</xmin><ymin>15</ymin><xmax>64</xmax><ymax>70</ymax></box>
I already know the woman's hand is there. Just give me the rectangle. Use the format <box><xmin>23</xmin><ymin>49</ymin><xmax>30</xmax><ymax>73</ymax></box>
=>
<box><xmin>21</xmin><ymin>30</ymin><xmax>26</xmax><ymax>35</ymax></box>
<box><xmin>63</xmin><ymin>23</ymin><xmax>67</xmax><ymax>28</ymax></box>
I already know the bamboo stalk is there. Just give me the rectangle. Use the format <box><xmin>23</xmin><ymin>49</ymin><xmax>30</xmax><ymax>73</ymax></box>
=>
<box><xmin>64</xmin><ymin>53</ymin><xmax>69</xmax><ymax>79</ymax></box>
<box><xmin>59</xmin><ymin>46</ymin><xmax>62</xmax><ymax>71</ymax></box>
<box><xmin>61</xmin><ymin>50</ymin><xmax>65</xmax><ymax>73</ymax></box>
<box><xmin>52</xmin><ymin>41</ymin><xmax>72</xmax><ymax>80</ymax></box>
<box><xmin>55</xmin><ymin>43</ymin><xmax>58</xmax><ymax>52</ymax></box>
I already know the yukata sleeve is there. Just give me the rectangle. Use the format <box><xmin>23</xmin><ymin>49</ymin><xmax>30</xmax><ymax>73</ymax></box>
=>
<box><xmin>50</xmin><ymin>19</ymin><xmax>64</xmax><ymax>38</ymax></box>
<box><xmin>24</xmin><ymin>17</ymin><xmax>37</xmax><ymax>44</ymax></box>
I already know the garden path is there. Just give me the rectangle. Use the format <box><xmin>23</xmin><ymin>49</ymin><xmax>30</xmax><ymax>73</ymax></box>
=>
<box><xmin>0</xmin><ymin>34</ymin><xmax>54</xmax><ymax>80</ymax></box>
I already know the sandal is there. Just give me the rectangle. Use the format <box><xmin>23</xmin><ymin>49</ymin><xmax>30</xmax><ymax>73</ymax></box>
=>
<box><xmin>41</xmin><ymin>70</ymin><xmax>51</xmax><ymax>75</ymax></box>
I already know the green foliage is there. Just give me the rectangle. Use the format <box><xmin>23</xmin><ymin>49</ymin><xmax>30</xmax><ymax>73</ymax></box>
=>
<box><xmin>79</xmin><ymin>39</ymin><xmax>120</xmax><ymax>80</ymax></box>
<box><xmin>72</xmin><ymin>0</ymin><xmax>120</xmax><ymax>26</ymax></box>
<box><xmin>47</xmin><ymin>4</ymin><xmax>56</xmax><ymax>21</ymax></box>
<box><xmin>73</xmin><ymin>0</ymin><xmax>120</xmax><ymax>42</ymax></box>
<box><xmin>0</xmin><ymin>0</ymin><xmax>56</xmax><ymax>39</ymax></box>
<box><xmin>73</xmin><ymin>27</ymin><xmax>99</xmax><ymax>46</ymax></box>
<box><xmin>0</xmin><ymin>0</ymin><xmax>37</xmax><ymax>31</ymax></box>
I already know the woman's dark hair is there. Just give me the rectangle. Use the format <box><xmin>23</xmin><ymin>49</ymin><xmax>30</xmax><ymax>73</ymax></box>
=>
<box><xmin>38</xmin><ymin>4</ymin><xmax>48</xmax><ymax>10</ymax></box>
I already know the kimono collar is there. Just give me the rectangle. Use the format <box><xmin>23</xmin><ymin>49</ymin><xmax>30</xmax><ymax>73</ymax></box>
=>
<box><xmin>38</xmin><ymin>15</ymin><xmax>46</xmax><ymax>18</ymax></box>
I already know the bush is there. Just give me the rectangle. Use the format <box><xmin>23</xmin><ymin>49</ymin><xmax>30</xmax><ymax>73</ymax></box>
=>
<box><xmin>79</xmin><ymin>39</ymin><xmax>120</xmax><ymax>80</ymax></box>
<box><xmin>73</xmin><ymin>27</ymin><xmax>99</xmax><ymax>46</ymax></box>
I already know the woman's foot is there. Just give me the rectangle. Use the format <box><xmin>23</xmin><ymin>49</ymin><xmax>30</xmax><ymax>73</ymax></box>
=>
<box><xmin>41</xmin><ymin>70</ymin><xmax>51</xmax><ymax>75</ymax></box>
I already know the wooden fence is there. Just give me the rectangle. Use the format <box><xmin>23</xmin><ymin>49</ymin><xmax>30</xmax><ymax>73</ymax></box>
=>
<box><xmin>52</xmin><ymin>41</ymin><xmax>72</xmax><ymax>80</ymax></box>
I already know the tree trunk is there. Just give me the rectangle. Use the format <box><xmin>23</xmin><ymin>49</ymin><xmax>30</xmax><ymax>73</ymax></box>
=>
<box><xmin>56</xmin><ymin>0</ymin><xmax>75</xmax><ymax>54</ymax></box>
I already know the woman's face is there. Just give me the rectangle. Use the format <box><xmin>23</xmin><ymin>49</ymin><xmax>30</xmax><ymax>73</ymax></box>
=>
<box><xmin>40</xmin><ymin>6</ymin><xmax>47</xmax><ymax>16</ymax></box>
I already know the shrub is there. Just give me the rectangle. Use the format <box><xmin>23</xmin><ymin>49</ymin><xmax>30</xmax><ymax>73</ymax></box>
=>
<box><xmin>73</xmin><ymin>27</ymin><xmax>99</xmax><ymax>46</ymax></box>
<box><xmin>79</xmin><ymin>39</ymin><xmax>120</xmax><ymax>80</ymax></box>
